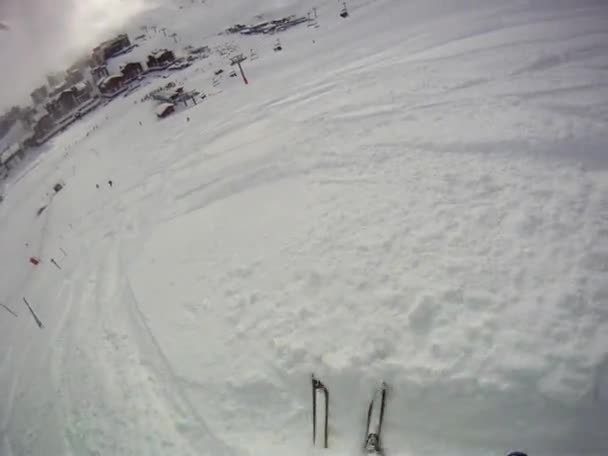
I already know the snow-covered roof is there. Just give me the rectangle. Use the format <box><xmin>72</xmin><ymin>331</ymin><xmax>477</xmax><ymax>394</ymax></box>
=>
<box><xmin>155</xmin><ymin>103</ymin><xmax>175</xmax><ymax>116</ymax></box>
<box><xmin>73</xmin><ymin>81</ymin><xmax>88</xmax><ymax>92</ymax></box>
<box><xmin>121</xmin><ymin>61</ymin><xmax>142</xmax><ymax>69</ymax></box>
<box><xmin>0</xmin><ymin>142</ymin><xmax>21</xmax><ymax>164</ymax></box>
<box><xmin>150</xmin><ymin>49</ymin><xmax>172</xmax><ymax>58</ymax></box>
<box><xmin>97</xmin><ymin>74</ymin><xmax>123</xmax><ymax>87</ymax></box>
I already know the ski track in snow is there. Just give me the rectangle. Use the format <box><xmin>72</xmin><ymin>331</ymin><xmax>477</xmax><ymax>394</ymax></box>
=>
<box><xmin>1</xmin><ymin>0</ymin><xmax>608</xmax><ymax>455</ymax></box>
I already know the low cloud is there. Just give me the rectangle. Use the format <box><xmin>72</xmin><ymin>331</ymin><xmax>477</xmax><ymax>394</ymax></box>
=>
<box><xmin>0</xmin><ymin>0</ymin><xmax>148</xmax><ymax>110</ymax></box>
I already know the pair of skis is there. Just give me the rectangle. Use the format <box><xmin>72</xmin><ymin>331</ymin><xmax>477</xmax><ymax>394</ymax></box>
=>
<box><xmin>312</xmin><ymin>374</ymin><xmax>387</xmax><ymax>455</ymax></box>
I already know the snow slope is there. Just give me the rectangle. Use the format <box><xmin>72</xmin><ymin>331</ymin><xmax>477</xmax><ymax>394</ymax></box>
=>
<box><xmin>1</xmin><ymin>1</ymin><xmax>608</xmax><ymax>455</ymax></box>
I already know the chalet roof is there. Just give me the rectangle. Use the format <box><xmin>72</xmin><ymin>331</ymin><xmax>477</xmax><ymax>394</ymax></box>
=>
<box><xmin>73</xmin><ymin>81</ymin><xmax>88</xmax><ymax>92</ymax></box>
<box><xmin>97</xmin><ymin>74</ymin><xmax>123</xmax><ymax>87</ymax></box>
<box><xmin>1</xmin><ymin>143</ymin><xmax>22</xmax><ymax>164</ymax></box>
<box><xmin>121</xmin><ymin>61</ymin><xmax>142</xmax><ymax>69</ymax></box>
<box><xmin>96</xmin><ymin>33</ymin><xmax>129</xmax><ymax>49</ymax></box>
<box><xmin>150</xmin><ymin>49</ymin><xmax>173</xmax><ymax>58</ymax></box>
<box><xmin>155</xmin><ymin>103</ymin><xmax>175</xmax><ymax>116</ymax></box>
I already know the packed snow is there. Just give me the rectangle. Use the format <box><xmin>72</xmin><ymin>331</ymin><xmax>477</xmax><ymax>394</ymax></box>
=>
<box><xmin>1</xmin><ymin>1</ymin><xmax>608</xmax><ymax>455</ymax></box>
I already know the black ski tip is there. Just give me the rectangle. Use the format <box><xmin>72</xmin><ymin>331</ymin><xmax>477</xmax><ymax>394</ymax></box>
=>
<box><xmin>312</xmin><ymin>374</ymin><xmax>327</xmax><ymax>390</ymax></box>
<box><xmin>507</xmin><ymin>452</ymin><xmax>528</xmax><ymax>456</ymax></box>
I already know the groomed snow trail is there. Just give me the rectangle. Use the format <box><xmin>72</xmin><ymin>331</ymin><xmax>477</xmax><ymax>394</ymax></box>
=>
<box><xmin>1</xmin><ymin>1</ymin><xmax>608</xmax><ymax>455</ymax></box>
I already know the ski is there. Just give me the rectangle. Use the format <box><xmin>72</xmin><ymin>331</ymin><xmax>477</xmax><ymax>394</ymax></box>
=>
<box><xmin>364</xmin><ymin>382</ymin><xmax>387</xmax><ymax>455</ymax></box>
<box><xmin>312</xmin><ymin>374</ymin><xmax>329</xmax><ymax>449</ymax></box>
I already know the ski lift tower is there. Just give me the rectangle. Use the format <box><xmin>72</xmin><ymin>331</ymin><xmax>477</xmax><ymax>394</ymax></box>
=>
<box><xmin>230</xmin><ymin>54</ymin><xmax>249</xmax><ymax>85</ymax></box>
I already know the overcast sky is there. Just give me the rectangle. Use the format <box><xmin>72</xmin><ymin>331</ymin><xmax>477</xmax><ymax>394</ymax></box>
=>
<box><xmin>0</xmin><ymin>0</ymin><xmax>148</xmax><ymax>111</ymax></box>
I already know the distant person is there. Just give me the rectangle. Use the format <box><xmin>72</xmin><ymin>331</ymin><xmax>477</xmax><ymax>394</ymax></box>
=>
<box><xmin>96</xmin><ymin>184</ymin><xmax>100</xmax><ymax>189</ymax></box>
<box><xmin>108</xmin><ymin>180</ymin><xmax>113</xmax><ymax>187</ymax></box>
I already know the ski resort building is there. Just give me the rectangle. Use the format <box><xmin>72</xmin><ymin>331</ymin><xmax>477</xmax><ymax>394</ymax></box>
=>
<box><xmin>97</xmin><ymin>74</ymin><xmax>125</xmax><ymax>96</ymax></box>
<box><xmin>92</xmin><ymin>34</ymin><xmax>132</xmax><ymax>65</ymax></box>
<box><xmin>32</xmin><ymin>113</ymin><xmax>54</xmax><ymax>142</ymax></box>
<box><xmin>46</xmin><ymin>72</ymin><xmax>63</xmax><ymax>89</ymax></box>
<box><xmin>155</xmin><ymin>103</ymin><xmax>175</xmax><ymax>118</ymax></box>
<box><xmin>45</xmin><ymin>83</ymin><xmax>94</xmax><ymax>121</ymax></box>
<box><xmin>120</xmin><ymin>62</ymin><xmax>144</xmax><ymax>82</ymax></box>
<box><xmin>91</xmin><ymin>65</ymin><xmax>109</xmax><ymax>82</ymax></box>
<box><xmin>65</xmin><ymin>68</ymin><xmax>85</xmax><ymax>86</ymax></box>
<box><xmin>30</xmin><ymin>86</ymin><xmax>48</xmax><ymax>106</ymax></box>
<box><xmin>147</xmin><ymin>49</ymin><xmax>176</xmax><ymax>70</ymax></box>
<box><xmin>0</xmin><ymin>143</ymin><xmax>25</xmax><ymax>171</ymax></box>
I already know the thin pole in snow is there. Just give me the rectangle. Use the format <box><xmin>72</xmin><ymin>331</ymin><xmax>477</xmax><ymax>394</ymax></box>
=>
<box><xmin>1</xmin><ymin>303</ymin><xmax>18</xmax><ymax>317</ymax></box>
<box><xmin>237</xmin><ymin>62</ymin><xmax>248</xmax><ymax>85</ymax></box>
<box><xmin>312</xmin><ymin>374</ymin><xmax>317</xmax><ymax>444</ymax></box>
<box><xmin>23</xmin><ymin>298</ymin><xmax>44</xmax><ymax>329</ymax></box>
<box><xmin>51</xmin><ymin>258</ymin><xmax>62</xmax><ymax>270</ymax></box>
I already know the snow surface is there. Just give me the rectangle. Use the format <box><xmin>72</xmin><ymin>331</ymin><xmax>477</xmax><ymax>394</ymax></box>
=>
<box><xmin>1</xmin><ymin>1</ymin><xmax>608</xmax><ymax>455</ymax></box>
